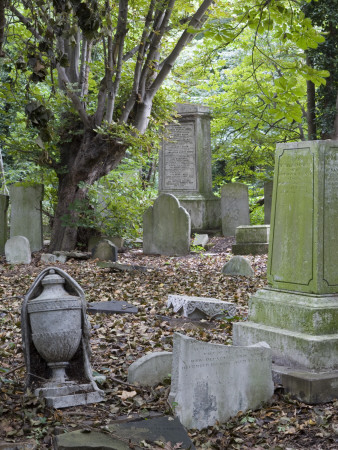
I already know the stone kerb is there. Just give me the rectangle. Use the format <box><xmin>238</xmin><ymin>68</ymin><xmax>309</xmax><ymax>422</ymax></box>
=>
<box><xmin>0</xmin><ymin>194</ymin><xmax>9</xmax><ymax>254</ymax></box>
<box><xmin>143</xmin><ymin>194</ymin><xmax>190</xmax><ymax>256</ymax></box>
<box><xmin>9</xmin><ymin>184</ymin><xmax>44</xmax><ymax>252</ymax></box>
<box><xmin>169</xmin><ymin>333</ymin><xmax>273</xmax><ymax>430</ymax></box>
<box><xmin>221</xmin><ymin>183</ymin><xmax>250</xmax><ymax>236</ymax></box>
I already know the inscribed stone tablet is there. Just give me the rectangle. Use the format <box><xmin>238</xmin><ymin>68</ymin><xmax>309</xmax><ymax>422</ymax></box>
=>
<box><xmin>162</xmin><ymin>122</ymin><xmax>197</xmax><ymax>191</ymax></box>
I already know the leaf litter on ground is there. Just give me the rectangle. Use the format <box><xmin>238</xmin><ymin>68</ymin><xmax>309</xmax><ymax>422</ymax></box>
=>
<box><xmin>0</xmin><ymin>236</ymin><xmax>337</xmax><ymax>448</ymax></box>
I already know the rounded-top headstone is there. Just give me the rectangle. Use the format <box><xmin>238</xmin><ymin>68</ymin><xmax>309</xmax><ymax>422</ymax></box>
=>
<box><xmin>5</xmin><ymin>235</ymin><xmax>31</xmax><ymax>264</ymax></box>
<box><xmin>91</xmin><ymin>239</ymin><xmax>118</xmax><ymax>262</ymax></box>
<box><xmin>221</xmin><ymin>255</ymin><xmax>254</xmax><ymax>277</ymax></box>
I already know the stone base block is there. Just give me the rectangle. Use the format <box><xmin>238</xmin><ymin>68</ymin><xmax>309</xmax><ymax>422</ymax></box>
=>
<box><xmin>273</xmin><ymin>365</ymin><xmax>338</xmax><ymax>404</ymax></box>
<box><xmin>178</xmin><ymin>196</ymin><xmax>221</xmax><ymax>232</ymax></box>
<box><xmin>35</xmin><ymin>382</ymin><xmax>104</xmax><ymax>408</ymax></box>
<box><xmin>232</xmin><ymin>242</ymin><xmax>268</xmax><ymax>255</ymax></box>
<box><xmin>233</xmin><ymin>321</ymin><xmax>338</xmax><ymax>371</ymax></box>
<box><xmin>236</xmin><ymin>225</ymin><xmax>270</xmax><ymax>243</ymax></box>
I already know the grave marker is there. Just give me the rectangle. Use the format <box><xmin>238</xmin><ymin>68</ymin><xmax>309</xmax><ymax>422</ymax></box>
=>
<box><xmin>221</xmin><ymin>182</ymin><xmax>250</xmax><ymax>236</ymax></box>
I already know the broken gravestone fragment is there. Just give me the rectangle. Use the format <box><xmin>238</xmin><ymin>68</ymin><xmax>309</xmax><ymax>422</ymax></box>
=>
<box><xmin>21</xmin><ymin>267</ymin><xmax>104</xmax><ymax>408</ymax></box>
<box><xmin>91</xmin><ymin>239</ymin><xmax>118</xmax><ymax>261</ymax></box>
<box><xmin>167</xmin><ymin>294</ymin><xmax>236</xmax><ymax>319</ymax></box>
<box><xmin>127</xmin><ymin>351</ymin><xmax>173</xmax><ymax>386</ymax></box>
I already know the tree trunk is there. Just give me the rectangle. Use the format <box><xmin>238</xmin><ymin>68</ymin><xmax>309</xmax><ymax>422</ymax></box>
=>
<box><xmin>49</xmin><ymin>130</ymin><xmax>127</xmax><ymax>251</ymax></box>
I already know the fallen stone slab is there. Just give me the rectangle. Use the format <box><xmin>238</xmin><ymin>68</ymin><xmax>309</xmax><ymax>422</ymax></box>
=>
<box><xmin>0</xmin><ymin>442</ymin><xmax>36</xmax><ymax>450</ymax></box>
<box><xmin>40</xmin><ymin>253</ymin><xmax>67</xmax><ymax>263</ymax></box>
<box><xmin>97</xmin><ymin>261</ymin><xmax>148</xmax><ymax>272</ymax></box>
<box><xmin>87</xmin><ymin>300</ymin><xmax>138</xmax><ymax>315</ymax></box>
<box><xmin>221</xmin><ymin>255</ymin><xmax>254</xmax><ymax>277</ymax></box>
<box><xmin>127</xmin><ymin>351</ymin><xmax>172</xmax><ymax>386</ymax></box>
<box><xmin>53</xmin><ymin>250</ymin><xmax>91</xmax><ymax>260</ymax></box>
<box><xmin>167</xmin><ymin>294</ymin><xmax>236</xmax><ymax>319</ymax></box>
<box><xmin>54</xmin><ymin>430</ymin><xmax>129</xmax><ymax>449</ymax></box>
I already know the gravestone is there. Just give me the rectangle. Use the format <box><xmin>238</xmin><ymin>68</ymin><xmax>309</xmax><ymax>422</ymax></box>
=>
<box><xmin>41</xmin><ymin>253</ymin><xmax>67</xmax><ymax>263</ymax></box>
<box><xmin>159</xmin><ymin>104</ymin><xmax>220</xmax><ymax>232</ymax></box>
<box><xmin>9</xmin><ymin>184</ymin><xmax>44</xmax><ymax>251</ymax></box>
<box><xmin>233</xmin><ymin>140</ymin><xmax>338</xmax><ymax>403</ymax></box>
<box><xmin>232</xmin><ymin>225</ymin><xmax>270</xmax><ymax>255</ymax></box>
<box><xmin>192</xmin><ymin>233</ymin><xmax>209</xmax><ymax>248</ymax></box>
<box><xmin>167</xmin><ymin>294</ymin><xmax>236</xmax><ymax>319</ymax></box>
<box><xmin>5</xmin><ymin>236</ymin><xmax>31</xmax><ymax>264</ymax></box>
<box><xmin>127</xmin><ymin>352</ymin><xmax>172</xmax><ymax>386</ymax></box>
<box><xmin>143</xmin><ymin>194</ymin><xmax>190</xmax><ymax>256</ymax></box>
<box><xmin>222</xmin><ymin>255</ymin><xmax>254</xmax><ymax>277</ymax></box>
<box><xmin>88</xmin><ymin>235</ymin><xmax>124</xmax><ymax>252</ymax></box>
<box><xmin>264</xmin><ymin>180</ymin><xmax>273</xmax><ymax>224</ymax></box>
<box><xmin>91</xmin><ymin>239</ymin><xmax>118</xmax><ymax>261</ymax></box>
<box><xmin>0</xmin><ymin>194</ymin><xmax>9</xmax><ymax>254</ymax></box>
<box><xmin>169</xmin><ymin>333</ymin><xmax>273</xmax><ymax>430</ymax></box>
<box><xmin>221</xmin><ymin>182</ymin><xmax>250</xmax><ymax>236</ymax></box>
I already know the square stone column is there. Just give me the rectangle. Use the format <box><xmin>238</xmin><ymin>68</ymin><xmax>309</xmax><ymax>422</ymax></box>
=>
<box><xmin>0</xmin><ymin>194</ymin><xmax>9</xmax><ymax>254</ymax></box>
<box><xmin>159</xmin><ymin>104</ymin><xmax>220</xmax><ymax>232</ymax></box>
<box><xmin>233</xmin><ymin>140</ymin><xmax>338</xmax><ymax>403</ymax></box>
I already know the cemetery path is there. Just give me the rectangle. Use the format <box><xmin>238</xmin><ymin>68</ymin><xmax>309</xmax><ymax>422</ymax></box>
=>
<box><xmin>0</xmin><ymin>237</ymin><xmax>337</xmax><ymax>449</ymax></box>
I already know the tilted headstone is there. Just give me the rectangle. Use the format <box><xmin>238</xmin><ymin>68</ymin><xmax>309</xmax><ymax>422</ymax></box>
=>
<box><xmin>264</xmin><ymin>180</ymin><xmax>273</xmax><ymax>224</ymax></box>
<box><xmin>91</xmin><ymin>239</ymin><xmax>118</xmax><ymax>261</ymax></box>
<box><xmin>9</xmin><ymin>184</ymin><xmax>44</xmax><ymax>251</ymax></box>
<box><xmin>233</xmin><ymin>141</ymin><xmax>338</xmax><ymax>403</ymax></box>
<box><xmin>222</xmin><ymin>255</ymin><xmax>254</xmax><ymax>277</ymax></box>
<box><xmin>192</xmin><ymin>233</ymin><xmax>209</xmax><ymax>248</ymax></box>
<box><xmin>159</xmin><ymin>104</ymin><xmax>220</xmax><ymax>232</ymax></box>
<box><xmin>127</xmin><ymin>352</ymin><xmax>173</xmax><ymax>386</ymax></box>
<box><xmin>167</xmin><ymin>294</ymin><xmax>236</xmax><ymax>319</ymax></box>
<box><xmin>169</xmin><ymin>333</ymin><xmax>273</xmax><ymax>430</ymax></box>
<box><xmin>0</xmin><ymin>194</ymin><xmax>9</xmax><ymax>254</ymax></box>
<box><xmin>88</xmin><ymin>235</ymin><xmax>124</xmax><ymax>252</ymax></box>
<box><xmin>221</xmin><ymin>182</ymin><xmax>250</xmax><ymax>236</ymax></box>
<box><xmin>232</xmin><ymin>225</ymin><xmax>270</xmax><ymax>255</ymax></box>
<box><xmin>143</xmin><ymin>194</ymin><xmax>190</xmax><ymax>256</ymax></box>
<box><xmin>5</xmin><ymin>236</ymin><xmax>31</xmax><ymax>264</ymax></box>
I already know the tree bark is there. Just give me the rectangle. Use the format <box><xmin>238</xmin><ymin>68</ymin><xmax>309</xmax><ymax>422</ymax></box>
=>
<box><xmin>306</xmin><ymin>56</ymin><xmax>317</xmax><ymax>140</ymax></box>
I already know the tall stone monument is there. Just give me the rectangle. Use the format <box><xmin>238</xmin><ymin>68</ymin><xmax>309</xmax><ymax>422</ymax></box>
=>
<box><xmin>233</xmin><ymin>140</ymin><xmax>338</xmax><ymax>403</ymax></box>
<box><xmin>10</xmin><ymin>184</ymin><xmax>44</xmax><ymax>252</ymax></box>
<box><xmin>0</xmin><ymin>194</ymin><xmax>9</xmax><ymax>254</ymax></box>
<box><xmin>221</xmin><ymin>182</ymin><xmax>250</xmax><ymax>236</ymax></box>
<box><xmin>159</xmin><ymin>104</ymin><xmax>220</xmax><ymax>232</ymax></box>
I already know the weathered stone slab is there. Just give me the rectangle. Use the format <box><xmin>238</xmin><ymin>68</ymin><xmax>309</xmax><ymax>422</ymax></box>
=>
<box><xmin>5</xmin><ymin>236</ymin><xmax>31</xmax><ymax>264</ymax></box>
<box><xmin>40</xmin><ymin>253</ymin><xmax>67</xmax><ymax>263</ymax></box>
<box><xmin>0</xmin><ymin>194</ymin><xmax>9</xmax><ymax>254</ymax></box>
<box><xmin>169</xmin><ymin>333</ymin><xmax>273</xmax><ymax>430</ymax></box>
<box><xmin>87</xmin><ymin>300</ymin><xmax>138</xmax><ymax>315</ymax></box>
<box><xmin>88</xmin><ymin>235</ymin><xmax>124</xmax><ymax>252</ymax></box>
<box><xmin>221</xmin><ymin>182</ymin><xmax>250</xmax><ymax>236</ymax></box>
<box><xmin>127</xmin><ymin>352</ymin><xmax>172</xmax><ymax>386</ymax></box>
<box><xmin>222</xmin><ymin>255</ymin><xmax>254</xmax><ymax>277</ymax></box>
<box><xmin>91</xmin><ymin>239</ymin><xmax>118</xmax><ymax>261</ymax></box>
<box><xmin>264</xmin><ymin>181</ymin><xmax>273</xmax><ymax>224</ymax></box>
<box><xmin>192</xmin><ymin>233</ymin><xmax>209</xmax><ymax>247</ymax></box>
<box><xmin>53</xmin><ymin>250</ymin><xmax>90</xmax><ymax>260</ymax></box>
<box><xmin>167</xmin><ymin>294</ymin><xmax>236</xmax><ymax>319</ymax></box>
<box><xmin>54</xmin><ymin>430</ymin><xmax>129</xmax><ymax>449</ymax></box>
<box><xmin>143</xmin><ymin>194</ymin><xmax>190</xmax><ymax>256</ymax></box>
<box><xmin>236</xmin><ymin>225</ymin><xmax>270</xmax><ymax>243</ymax></box>
<box><xmin>97</xmin><ymin>261</ymin><xmax>148</xmax><ymax>272</ymax></box>
<box><xmin>9</xmin><ymin>184</ymin><xmax>44</xmax><ymax>251</ymax></box>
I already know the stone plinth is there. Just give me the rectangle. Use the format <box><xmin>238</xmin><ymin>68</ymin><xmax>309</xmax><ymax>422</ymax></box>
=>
<box><xmin>159</xmin><ymin>104</ymin><xmax>220</xmax><ymax>231</ymax></box>
<box><xmin>233</xmin><ymin>141</ymin><xmax>338</xmax><ymax>403</ymax></box>
<box><xmin>0</xmin><ymin>194</ymin><xmax>9</xmax><ymax>254</ymax></box>
<box><xmin>143</xmin><ymin>194</ymin><xmax>190</xmax><ymax>256</ymax></box>
<box><xmin>9</xmin><ymin>184</ymin><xmax>44</xmax><ymax>251</ymax></box>
<box><xmin>232</xmin><ymin>225</ymin><xmax>269</xmax><ymax>255</ymax></box>
<box><xmin>221</xmin><ymin>182</ymin><xmax>250</xmax><ymax>236</ymax></box>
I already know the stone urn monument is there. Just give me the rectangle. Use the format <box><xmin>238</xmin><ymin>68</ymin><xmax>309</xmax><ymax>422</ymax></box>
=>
<box><xmin>21</xmin><ymin>267</ymin><xmax>104</xmax><ymax>408</ymax></box>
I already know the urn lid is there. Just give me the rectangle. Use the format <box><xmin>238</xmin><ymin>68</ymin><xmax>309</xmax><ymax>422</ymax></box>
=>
<box><xmin>41</xmin><ymin>269</ymin><xmax>65</xmax><ymax>286</ymax></box>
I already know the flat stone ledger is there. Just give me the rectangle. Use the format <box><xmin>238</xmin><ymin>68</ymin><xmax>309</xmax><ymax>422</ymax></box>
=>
<box><xmin>10</xmin><ymin>184</ymin><xmax>44</xmax><ymax>252</ymax></box>
<box><xmin>0</xmin><ymin>194</ymin><xmax>9</xmax><ymax>254</ymax></box>
<box><xmin>233</xmin><ymin>141</ymin><xmax>338</xmax><ymax>403</ymax></box>
<box><xmin>159</xmin><ymin>104</ymin><xmax>220</xmax><ymax>231</ymax></box>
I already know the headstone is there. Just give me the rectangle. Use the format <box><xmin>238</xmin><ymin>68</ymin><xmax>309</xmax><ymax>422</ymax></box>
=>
<box><xmin>233</xmin><ymin>140</ymin><xmax>338</xmax><ymax>403</ymax></box>
<box><xmin>264</xmin><ymin>180</ymin><xmax>273</xmax><ymax>224</ymax></box>
<box><xmin>0</xmin><ymin>194</ymin><xmax>9</xmax><ymax>254</ymax></box>
<box><xmin>127</xmin><ymin>352</ymin><xmax>172</xmax><ymax>386</ymax></box>
<box><xmin>5</xmin><ymin>236</ymin><xmax>31</xmax><ymax>264</ymax></box>
<box><xmin>143</xmin><ymin>194</ymin><xmax>190</xmax><ymax>256</ymax></box>
<box><xmin>232</xmin><ymin>225</ymin><xmax>270</xmax><ymax>255</ymax></box>
<box><xmin>221</xmin><ymin>182</ymin><xmax>250</xmax><ymax>236</ymax></box>
<box><xmin>54</xmin><ymin>417</ymin><xmax>195</xmax><ymax>450</ymax></box>
<box><xmin>41</xmin><ymin>253</ymin><xmax>67</xmax><ymax>263</ymax></box>
<box><xmin>222</xmin><ymin>255</ymin><xmax>254</xmax><ymax>277</ymax></box>
<box><xmin>159</xmin><ymin>104</ymin><xmax>220</xmax><ymax>232</ymax></box>
<box><xmin>9</xmin><ymin>184</ymin><xmax>44</xmax><ymax>251</ymax></box>
<box><xmin>88</xmin><ymin>235</ymin><xmax>124</xmax><ymax>252</ymax></box>
<box><xmin>169</xmin><ymin>333</ymin><xmax>273</xmax><ymax>430</ymax></box>
<box><xmin>91</xmin><ymin>239</ymin><xmax>118</xmax><ymax>261</ymax></box>
<box><xmin>167</xmin><ymin>294</ymin><xmax>236</xmax><ymax>319</ymax></box>
<box><xmin>87</xmin><ymin>300</ymin><xmax>138</xmax><ymax>315</ymax></box>
<box><xmin>21</xmin><ymin>267</ymin><xmax>104</xmax><ymax>408</ymax></box>
<box><xmin>192</xmin><ymin>233</ymin><xmax>209</xmax><ymax>248</ymax></box>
